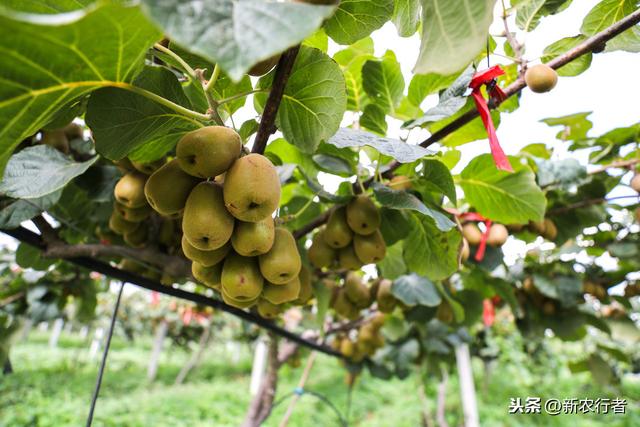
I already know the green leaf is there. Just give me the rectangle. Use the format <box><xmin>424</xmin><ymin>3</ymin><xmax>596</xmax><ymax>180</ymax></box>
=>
<box><xmin>16</xmin><ymin>243</ymin><xmax>53</xmax><ymax>271</ymax></box>
<box><xmin>256</xmin><ymin>47</ymin><xmax>346</xmax><ymax>153</ymax></box>
<box><xmin>418</xmin><ymin>158</ymin><xmax>457</xmax><ymax>204</ymax></box>
<box><xmin>587</xmin><ymin>354</ymin><xmax>614</xmax><ymax>385</ymax></box>
<box><xmin>328</xmin><ymin>128</ymin><xmax>433</xmax><ymax>163</ymax></box>
<box><xmin>238</xmin><ymin>119</ymin><xmax>259</xmax><ymax>143</ymax></box>
<box><xmin>86</xmin><ymin>66</ymin><xmax>201</xmax><ymax>162</ymax></box>
<box><xmin>542</xmin><ymin>36</ymin><xmax>592</xmax><ymax>76</ymax></box>
<box><xmin>378</xmin><ymin>242</ymin><xmax>407</xmax><ymax>279</ymax></box>
<box><xmin>379</xmin><ymin>208</ymin><xmax>411</xmax><ymax>245</ymax></box>
<box><xmin>0</xmin><ymin>3</ymin><xmax>161</xmax><ymax>175</ymax></box>
<box><xmin>324</xmin><ymin>0</ymin><xmax>394</xmax><ymax>45</ymax></box>
<box><xmin>392</xmin><ymin>274</ymin><xmax>442</xmax><ymax>307</ymax></box>
<box><xmin>581</xmin><ymin>0</ymin><xmax>640</xmax><ymax>52</ymax></box>
<box><xmin>532</xmin><ymin>274</ymin><xmax>583</xmax><ymax>308</ymax></box>
<box><xmin>303</xmin><ymin>29</ymin><xmax>329</xmax><ymax>52</ymax></box>
<box><xmin>141</xmin><ymin>0</ymin><xmax>336</xmax><ymax>81</ymax></box>
<box><xmin>514</xmin><ymin>0</ymin><xmax>572</xmax><ymax>32</ymax></box>
<box><xmin>361</xmin><ymin>104</ymin><xmax>388</xmax><ymax>135</ymax></box>
<box><xmin>312</xmin><ymin>154</ymin><xmax>354</xmax><ymax>177</ymax></box>
<box><xmin>0</xmin><ymin>146</ymin><xmax>97</xmax><ymax>199</ymax></box>
<box><xmin>536</xmin><ymin>158</ymin><xmax>587</xmax><ymax>189</ymax></box>
<box><xmin>414</xmin><ymin>0</ymin><xmax>497</xmax><ymax>75</ymax></box>
<box><xmin>459</xmin><ymin>155</ymin><xmax>546</xmax><ymax>224</ymax></box>
<box><xmin>334</xmin><ymin>38</ymin><xmax>375</xmax><ymax>111</ymax></box>
<box><xmin>541</xmin><ymin>112</ymin><xmax>592</xmax><ymax>141</ymax></box>
<box><xmin>392</xmin><ymin>0</ymin><xmax>421</xmax><ymax>37</ymax></box>
<box><xmin>408</xmin><ymin>73</ymin><xmax>458</xmax><ymax>107</ymax></box>
<box><xmin>362</xmin><ymin>51</ymin><xmax>405</xmax><ymax>114</ymax></box>
<box><xmin>403</xmin><ymin>213</ymin><xmax>461</xmax><ymax>281</ymax></box>
<box><xmin>372</xmin><ymin>182</ymin><xmax>455</xmax><ymax>231</ymax></box>
<box><xmin>0</xmin><ymin>191</ymin><xmax>62</xmax><ymax>229</ymax></box>
<box><xmin>213</xmin><ymin>74</ymin><xmax>253</xmax><ymax>118</ymax></box>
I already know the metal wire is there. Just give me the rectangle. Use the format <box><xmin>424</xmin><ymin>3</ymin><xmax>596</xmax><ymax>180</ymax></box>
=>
<box><xmin>271</xmin><ymin>388</ymin><xmax>348</xmax><ymax>427</ymax></box>
<box><xmin>85</xmin><ymin>282</ymin><xmax>125</xmax><ymax>427</ymax></box>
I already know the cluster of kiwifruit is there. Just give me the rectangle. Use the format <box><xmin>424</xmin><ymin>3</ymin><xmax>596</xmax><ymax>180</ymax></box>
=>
<box><xmin>583</xmin><ymin>279</ymin><xmax>608</xmax><ymax>301</ymax></box>
<box><xmin>329</xmin><ymin>273</ymin><xmax>400</xmax><ymax>320</ymax></box>
<box><xmin>308</xmin><ymin>196</ymin><xmax>386</xmax><ymax>270</ymax></box>
<box><xmin>517</xmin><ymin>276</ymin><xmax>559</xmax><ymax>315</ymax></box>
<box><xmin>111</xmin><ymin>126</ymin><xmax>312</xmax><ymax>317</ymax></box>
<box><xmin>331</xmin><ymin>313</ymin><xmax>385</xmax><ymax>362</ymax></box>
<box><xmin>460</xmin><ymin>222</ymin><xmax>509</xmax><ymax>261</ymax></box>
<box><xmin>624</xmin><ymin>283</ymin><xmax>640</xmax><ymax>298</ymax></box>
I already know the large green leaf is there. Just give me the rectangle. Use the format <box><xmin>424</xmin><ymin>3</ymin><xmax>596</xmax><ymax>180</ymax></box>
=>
<box><xmin>324</xmin><ymin>0</ymin><xmax>394</xmax><ymax>45</ymax></box>
<box><xmin>459</xmin><ymin>155</ymin><xmax>546</xmax><ymax>224</ymax></box>
<box><xmin>328</xmin><ymin>128</ymin><xmax>433</xmax><ymax>163</ymax></box>
<box><xmin>407</xmin><ymin>73</ymin><xmax>458</xmax><ymax>107</ymax></box>
<box><xmin>372</xmin><ymin>182</ymin><xmax>455</xmax><ymax>231</ymax></box>
<box><xmin>0</xmin><ymin>191</ymin><xmax>62</xmax><ymax>229</ymax></box>
<box><xmin>414</xmin><ymin>0</ymin><xmax>497</xmax><ymax>75</ymax></box>
<box><xmin>417</xmin><ymin>158</ymin><xmax>457</xmax><ymax>204</ymax></box>
<box><xmin>0</xmin><ymin>3</ymin><xmax>161</xmax><ymax>175</ymax></box>
<box><xmin>0</xmin><ymin>146</ymin><xmax>97</xmax><ymax>199</ymax></box>
<box><xmin>542</xmin><ymin>36</ymin><xmax>592</xmax><ymax>76</ymax></box>
<box><xmin>256</xmin><ymin>47</ymin><xmax>346</xmax><ymax>154</ymax></box>
<box><xmin>541</xmin><ymin>112</ymin><xmax>592</xmax><ymax>141</ymax></box>
<box><xmin>533</xmin><ymin>274</ymin><xmax>583</xmax><ymax>308</ymax></box>
<box><xmin>392</xmin><ymin>0</ymin><xmax>421</xmax><ymax>37</ymax></box>
<box><xmin>581</xmin><ymin>0</ymin><xmax>640</xmax><ymax>52</ymax></box>
<box><xmin>362</xmin><ymin>51</ymin><xmax>405</xmax><ymax>114</ymax></box>
<box><xmin>141</xmin><ymin>0</ymin><xmax>336</xmax><ymax>81</ymax></box>
<box><xmin>86</xmin><ymin>66</ymin><xmax>201</xmax><ymax>162</ymax></box>
<box><xmin>514</xmin><ymin>0</ymin><xmax>572</xmax><ymax>32</ymax></box>
<box><xmin>334</xmin><ymin>38</ymin><xmax>375</xmax><ymax>111</ymax></box>
<box><xmin>392</xmin><ymin>274</ymin><xmax>442</xmax><ymax>307</ymax></box>
<box><xmin>403</xmin><ymin>213</ymin><xmax>461</xmax><ymax>281</ymax></box>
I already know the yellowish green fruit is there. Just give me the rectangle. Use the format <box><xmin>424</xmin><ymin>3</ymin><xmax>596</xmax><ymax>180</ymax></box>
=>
<box><xmin>344</xmin><ymin>272</ymin><xmax>371</xmax><ymax>309</ymax></box>
<box><xmin>370</xmin><ymin>313</ymin><xmax>385</xmax><ymax>329</ymax></box>
<box><xmin>294</xmin><ymin>265</ymin><xmax>313</xmax><ymax>305</ymax></box>
<box><xmin>145</xmin><ymin>159</ymin><xmax>201</xmax><ymax>216</ymax></box>
<box><xmin>176</xmin><ymin>126</ymin><xmax>242</xmax><ymax>178</ymax></box>
<box><xmin>160</xmin><ymin>273</ymin><xmax>176</xmax><ymax>286</ymax></box>
<box><xmin>388</xmin><ymin>175</ymin><xmax>412</xmax><ymax>191</ymax></box>
<box><xmin>632</xmin><ymin>174</ymin><xmax>640</xmax><ymax>193</ymax></box>
<box><xmin>40</xmin><ymin>130</ymin><xmax>69</xmax><ymax>153</ymax></box>
<box><xmin>461</xmin><ymin>238</ymin><xmax>470</xmax><ymax>262</ymax></box>
<box><xmin>436</xmin><ymin>301</ymin><xmax>454</xmax><ymax>323</ymax></box>
<box><xmin>123</xmin><ymin>225</ymin><xmax>147</xmax><ymax>248</ymax></box>
<box><xmin>109</xmin><ymin>210</ymin><xmax>140</xmax><ymax>235</ymax></box>
<box><xmin>346</xmin><ymin>195</ymin><xmax>380</xmax><ymax>235</ymax></box>
<box><xmin>340</xmin><ymin>339</ymin><xmax>355</xmax><ymax>358</ymax></box>
<box><xmin>333</xmin><ymin>289</ymin><xmax>360</xmax><ymax>320</ymax></box>
<box><xmin>462</xmin><ymin>223</ymin><xmax>483</xmax><ymax>246</ymax></box>
<box><xmin>248</xmin><ymin>55</ymin><xmax>280</xmax><ymax>76</ymax></box>
<box><xmin>221</xmin><ymin>253</ymin><xmax>264</xmax><ymax>301</ymax></box>
<box><xmin>308</xmin><ymin>230</ymin><xmax>337</xmax><ymax>269</ymax></box>
<box><xmin>353</xmin><ymin>230</ymin><xmax>386</xmax><ymax>264</ymax></box>
<box><xmin>183</xmin><ymin>182</ymin><xmax>235</xmax><ymax>250</ymax></box>
<box><xmin>525</xmin><ymin>64</ymin><xmax>558</xmax><ymax>93</ymax></box>
<box><xmin>262</xmin><ymin>277</ymin><xmax>301</xmax><ymax>305</ymax></box>
<box><xmin>114</xmin><ymin>202</ymin><xmax>151</xmax><ymax>222</ymax></box>
<box><xmin>486</xmin><ymin>224</ymin><xmax>508</xmax><ymax>247</ymax></box>
<box><xmin>323</xmin><ymin>207</ymin><xmax>353</xmax><ymax>248</ymax></box>
<box><xmin>223</xmin><ymin>154</ymin><xmax>281</xmax><ymax>222</ymax></box>
<box><xmin>221</xmin><ymin>287</ymin><xmax>258</xmax><ymax>309</ymax></box>
<box><xmin>529</xmin><ymin>220</ymin><xmax>547</xmax><ymax>235</ymax></box>
<box><xmin>338</xmin><ymin>245</ymin><xmax>362</xmax><ymax>270</ymax></box>
<box><xmin>131</xmin><ymin>158</ymin><xmax>165</xmax><ymax>175</ymax></box>
<box><xmin>376</xmin><ymin>279</ymin><xmax>396</xmax><ymax>313</ymax></box>
<box><xmin>114</xmin><ymin>158</ymin><xmax>134</xmax><ymax>173</ymax></box>
<box><xmin>231</xmin><ymin>217</ymin><xmax>275</xmax><ymax>256</ymax></box>
<box><xmin>120</xmin><ymin>258</ymin><xmax>145</xmax><ymax>274</ymax></box>
<box><xmin>115</xmin><ymin>172</ymin><xmax>148</xmax><ymax>208</ymax></box>
<box><xmin>257</xmin><ymin>299</ymin><xmax>282</xmax><ymax>319</ymax></box>
<box><xmin>158</xmin><ymin>220</ymin><xmax>180</xmax><ymax>248</ymax></box>
<box><xmin>182</xmin><ymin>235</ymin><xmax>231</xmax><ymax>267</ymax></box>
<box><xmin>192</xmin><ymin>261</ymin><xmax>222</xmax><ymax>289</ymax></box>
<box><xmin>259</xmin><ymin>227</ymin><xmax>302</xmax><ymax>284</ymax></box>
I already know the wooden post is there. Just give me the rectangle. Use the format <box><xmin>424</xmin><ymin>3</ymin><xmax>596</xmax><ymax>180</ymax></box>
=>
<box><xmin>250</xmin><ymin>338</ymin><xmax>268</xmax><ymax>396</ymax></box>
<box><xmin>89</xmin><ymin>328</ymin><xmax>104</xmax><ymax>360</ymax></box>
<box><xmin>49</xmin><ymin>318</ymin><xmax>64</xmax><ymax>348</ymax></box>
<box><xmin>455</xmin><ymin>344</ymin><xmax>480</xmax><ymax>427</ymax></box>
<box><xmin>147</xmin><ymin>320</ymin><xmax>168</xmax><ymax>382</ymax></box>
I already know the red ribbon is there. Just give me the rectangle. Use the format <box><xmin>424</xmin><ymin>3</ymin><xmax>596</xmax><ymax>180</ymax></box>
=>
<box><xmin>446</xmin><ymin>209</ymin><xmax>492</xmax><ymax>262</ymax></box>
<box><xmin>483</xmin><ymin>299</ymin><xmax>495</xmax><ymax>327</ymax></box>
<box><xmin>469</xmin><ymin>66</ymin><xmax>513</xmax><ymax>172</ymax></box>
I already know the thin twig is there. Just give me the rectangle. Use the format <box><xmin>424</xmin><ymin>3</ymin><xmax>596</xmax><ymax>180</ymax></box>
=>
<box><xmin>252</xmin><ymin>46</ymin><xmax>301</xmax><ymax>154</ymax></box>
<box><xmin>588</xmin><ymin>158</ymin><xmax>640</xmax><ymax>175</ymax></box>
<box><xmin>548</xmin><ymin>195</ymin><xmax>639</xmax><ymax>215</ymax></box>
<box><xmin>500</xmin><ymin>0</ymin><xmax>526</xmax><ymax>77</ymax></box>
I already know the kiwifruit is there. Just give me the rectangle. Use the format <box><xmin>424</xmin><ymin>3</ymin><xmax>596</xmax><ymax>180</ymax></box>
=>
<box><xmin>294</xmin><ymin>265</ymin><xmax>313</xmax><ymax>305</ymax></box>
<box><xmin>333</xmin><ymin>289</ymin><xmax>360</xmax><ymax>320</ymax></box>
<box><xmin>262</xmin><ymin>277</ymin><xmax>301</xmax><ymax>305</ymax></box>
<box><xmin>524</xmin><ymin>64</ymin><xmax>558</xmax><ymax>93</ymax></box>
<box><xmin>308</xmin><ymin>230</ymin><xmax>337</xmax><ymax>269</ymax></box>
<box><xmin>114</xmin><ymin>172</ymin><xmax>148</xmax><ymax>208</ymax></box>
<box><xmin>123</xmin><ymin>225</ymin><xmax>148</xmax><ymax>248</ymax></box>
<box><xmin>376</xmin><ymin>279</ymin><xmax>396</xmax><ymax>313</ymax></box>
<box><xmin>144</xmin><ymin>159</ymin><xmax>201</xmax><ymax>216</ymax></box>
<box><xmin>542</xmin><ymin>219</ymin><xmax>557</xmax><ymax>241</ymax></box>
<box><xmin>388</xmin><ymin>175</ymin><xmax>412</xmax><ymax>191</ymax></box>
<box><xmin>323</xmin><ymin>207</ymin><xmax>353</xmax><ymax>248</ymax></box>
<box><xmin>632</xmin><ymin>174</ymin><xmax>640</xmax><ymax>193</ymax></box>
<box><xmin>344</xmin><ymin>272</ymin><xmax>371</xmax><ymax>309</ymax></box>
<box><xmin>338</xmin><ymin>245</ymin><xmax>363</xmax><ymax>270</ymax></box>
<box><xmin>259</xmin><ymin>228</ymin><xmax>302</xmax><ymax>284</ymax></box>
<box><xmin>486</xmin><ymin>224</ymin><xmax>508</xmax><ymax>246</ymax></box>
<box><xmin>231</xmin><ymin>217</ymin><xmax>275</xmax><ymax>256</ymax></box>
<box><xmin>339</xmin><ymin>339</ymin><xmax>355</xmax><ymax>358</ymax></box>
<box><xmin>353</xmin><ymin>230</ymin><xmax>386</xmax><ymax>264</ymax></box>
<box><xmin>114</xmin><ymin>202</ymin><xmax>151</xmax><ymax>222</ymax></box>
<box><xmin>461</xmin><ymin>238</ymin><xmax>470</xmax><ymax>262</ymax></box>
<box><xmin>346</xmin><ymin>195</ymin><xmax>380</xmax><ymax>235</ymax></box>
<box><xmin>183</xmin><ymin>182</ymin><xmax>235</xmax><ymax>251</ymax></box>
<box><xmin>182</xmin><ymin>235</ymin><xmax>231</xmax><ymax>267</ymax></box>
<box><xmin>257</xmin><ymin>299</ymin><xmax>282</xmax><ymax>319</ymax></box>
<box><xmin>108</xmin><ymin>210</ymin><xmax>140</xmax><ymax>235</ymax></box>
<box><xmin>223</xmin><ymin>153</ymin><xmax>281</xmax><ymax>222</ymax></box>
<box><xmin>131</xmin><ymin>158</ymin><xmax>165</xmax><ymax>175</ymax></box>
<box><xmin>221</xmin><ymin>253</ymin><xmax>264</xmax><ymax>301</ymax></box>
<box><xmin>176</xmin><ymin>126</ymin><xmax>242</xmax><ymax>178</ymax></box>
<box><xmin>221</xmin><ymin>287</ymin><xmax>258</xmax><ymax>309</ymax></box>
<box><xmin>462</xmin><ymin>223</ymin><xmax>483</xmax><ymax>246</ymax></box>
<box><xmin>192</xmin><ymin>262</ymin><xmax>222</xmax><ymax>289</ymax></box>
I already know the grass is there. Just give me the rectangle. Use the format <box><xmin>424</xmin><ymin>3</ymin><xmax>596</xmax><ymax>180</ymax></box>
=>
<box><xmin>1</xmin><ymin>330</ymin><xmax>638</xmax><ymax>426</ymax></box>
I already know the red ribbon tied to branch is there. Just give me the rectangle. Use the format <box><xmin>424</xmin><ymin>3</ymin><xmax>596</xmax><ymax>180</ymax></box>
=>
<box><xmin>469</xmin><ymin>66</ymin><xmax>513</xmax><ymax>172</ymax></box>
<box><xmin>445</xmin><ymin>209</ymin><xmax>493</xmax><ymax>262</ymax></box>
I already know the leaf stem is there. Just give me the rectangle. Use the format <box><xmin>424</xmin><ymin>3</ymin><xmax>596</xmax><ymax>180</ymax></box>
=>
<box><xmin>111</xmin><ymin>82</ymin><xmax>211</xmax><ymax>122</ymax></box>
<box><xmin>218</xmin><ymin>89</ymin><xmax>269</xmax><ymax>105</ymax></box>
<box><xmin>153</xmin><ymin>43</ymin><xmax>197</xmax><ymax>80</ymax></box>
<box><xmin>205</xmin><ymin>64</ymin><xmax>221</xmax><ymax>93</ymax></box>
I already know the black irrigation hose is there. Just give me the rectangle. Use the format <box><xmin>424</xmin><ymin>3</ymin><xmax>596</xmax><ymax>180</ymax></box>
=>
<box><xmin>1</xmin><ymin>226</ymin><xmax>343</xmax><ymax>359</ymax></box>
<box><xmin>86</xmin><ymin>281</ymin><xmax>124</xmax><ymax>427</ymax></box>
